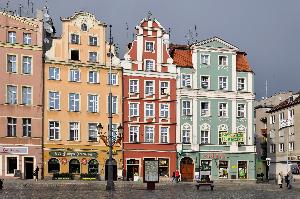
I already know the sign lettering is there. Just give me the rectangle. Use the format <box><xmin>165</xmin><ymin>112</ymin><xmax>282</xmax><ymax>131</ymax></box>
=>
<box><xmin>49</xmin><ymin>151</ymin><xmax>98</xmax><ymax>158</ymax></box>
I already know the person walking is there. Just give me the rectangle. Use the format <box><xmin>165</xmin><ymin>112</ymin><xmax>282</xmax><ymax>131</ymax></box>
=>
<box><xmin>175</xmin><ymin>170</ymin><xmax>180</xmax><ymax>183</ymax></box>
<box><xmin>171</xmin><ymin>171</ymin><xmax>176</xmax><ymax>183</ymax></box>
<box><xmin>34</xmin><ymin>166</ymin><xmax>39</xmax><ymax>181</ymax></box>
<box><xmin>278</xmin><ymin>172</ymin><xmax>283</xmax><ymax>188</ymax></box>
<box><xmin>288</xmin><ymin>172</ymin><xmax>293</xmax><ymax>189</ymax></box>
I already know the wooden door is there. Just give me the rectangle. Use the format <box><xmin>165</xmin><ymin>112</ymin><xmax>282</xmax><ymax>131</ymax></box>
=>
<box><xmin>180</xmin><ymin>157</ymin><xmax>194</xmax><ymax>182</ymax></box>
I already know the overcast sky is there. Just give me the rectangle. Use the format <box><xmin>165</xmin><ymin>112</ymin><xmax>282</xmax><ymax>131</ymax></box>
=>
<box><xmin>2</xmin><ymin>0</ymin><xmax>300</xmax><ymax>99</ymax></box>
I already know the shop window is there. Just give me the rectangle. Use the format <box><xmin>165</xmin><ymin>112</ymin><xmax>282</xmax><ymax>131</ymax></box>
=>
<box><xmin>88</xmin><ymin>159</ymin><xmax>99</xmax><ymax>174</ymax></box>
<box><xmin>48</xmin><ymin>158</ymin><xmax>60</xmax><ymax>173</ymax></box>
<box><xmin>7</xmin><ymin>156</ymin><xmax>17</xmax><ymax>174</ymax></box>
<box><xmin>238</xmin><ymin>161</ymin><xmax>247</xmax><ymax>179</ymax></box>
<box><xmin>69</xmin><ymin>159</ymin><xmax>80</xmax><ymax>174</ymax></box>
<box><xmin>219</xmin><ymin>161</ymin><xmax>228</xmax><ymax>179</ymax></box>
<box><xmin>200</xmin><ymin>160</ymin><xmax>211</xmax><ymax>180</ymax></box>
<box><xmin>159</xmin><ymin>158</ymin><xmax>169</xmax><ymax>177</ymax></box>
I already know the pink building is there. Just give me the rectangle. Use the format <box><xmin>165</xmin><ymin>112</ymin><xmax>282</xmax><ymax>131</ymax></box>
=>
<box><xmin>0</xmin><ymin>12</ymin><xmax>43</xmax><ymax>179</ymax></box>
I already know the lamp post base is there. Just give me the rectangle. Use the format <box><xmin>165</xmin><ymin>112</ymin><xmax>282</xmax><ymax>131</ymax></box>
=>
<box><xmin>106</xmin><ymin>180</ymin><xmax>115</xmax><ymax>191</ymax></box>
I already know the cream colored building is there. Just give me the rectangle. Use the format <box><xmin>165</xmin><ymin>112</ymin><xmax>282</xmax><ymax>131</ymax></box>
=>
<box><xmin>44</xmin><ymin>12</ymin><xmax>122</xmax><ymax>179</ymax></box>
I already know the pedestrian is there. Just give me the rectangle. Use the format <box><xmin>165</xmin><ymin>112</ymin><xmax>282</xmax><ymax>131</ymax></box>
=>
<box><xmin>288</xmin><ymin>172</ymin><xmax>293</xmax><ymax>189</ymax></box>
<box><xmin>285</xmin><ymin>173</ymin><xmax>290</xmax><ymax>188</ymax></box>
<box><xmin>175</xmin><ymin>170</ymin><xmax>180</xmax><ymax>183</ymax></box>
<box><xmin>34</xmin><ymin>166</ymin><xmax>39</xmax><ymax>181</ymax></box>
<box><xmin>171</xmin><ymin>171</ymin><xmax>176</xmax><ymax>183</ymax></box>
<box><xmin>278</xmin><ymin>172</ymin><xmax>283</xmax><ymax>188</ymax></box>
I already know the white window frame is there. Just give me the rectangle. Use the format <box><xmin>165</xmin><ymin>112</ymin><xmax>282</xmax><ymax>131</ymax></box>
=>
<box><xmin>181</xmin><ymin>74</ymin><xmax>191</xmax><ymax>88</ymax></box>
<box><xmin>69</xmin><ymin>69</ymin><xmax>80</xmax><ymax>82</ymax></box>
<box><xmin>270</xmin><ymin>115</ymin><xmax>275</xmax><ymax>124</ymax></box>
<box><xmin>89</xmin><ymin>51</ymin><xmax>98</xmax><ymax>62</ymax></box>
<box><xmin>160</xmin><ymin>126</ymin><xmax>169</xmax><ymax>143</ymax></box>
<box><xmin>237</xmin><ymin>103</ymin><xmax>246</xmax><ymax>118</ymax></box>
<box><xmin>8</xmin><ymin>31</ymin><xmax>16</xmax><ymax>44</ymax></box>
<box><xmin>129</xmin><ymin>79</ymin><xmax>139</xmax><ymax>93</ymax></box>
<box><xmin>49</xmin><ymin>67</ymin><xmax>60</xmax><ymax>80</ymax></box>
<box><xmin>200</xmin><ymin>76</ymin><xmax>210</xmax><ymax>89</ymax></box>
<box><xmin>160</xmin><ymin>81</ymin><xmax>170</xmax><ymax>95</ymax></box>
<box><xmin>129</xmin><ymin>102</ymin><xmax>139</xmax><ymax>117</ymax></box>
<box><xmin>5</xmin><ymin>155</ymin><xmax>19</xmax><ymax>176</ymax></box>
<box><xmin>144</xmin><ymin>126</ymin><xmax>154</xmax><ymax>143</ymax></box>
<box><xmin>200</xmin><ymin>54</ymin><xmax>210</xmax><ymax>65</ymax></box>
<box><xmin>279</xmin><ymin>143</ymin><xmax>284</xmax><ymax>152</ymax></box>
<box><xmin>69</xmin><ymin>122</ymin><xmax>80</xmax><ymax>141</ymax></box>
<box><xmin>129</xmin><ymin>125</ymin><xmax>139</xmax><ymax>142</ymax></box>
<box><xmin>145</xmin><ymin>59</ymin><xmax>155</xmax><ymax>71</ymax></box>
<box><xmin>88</xmin><ymin>123</ymin><xmax>98</xmax><ymax>142</ymax></box>
<box><xmin>49</xmin><ymin>91</ymin><xmax>60</xmax><ymax>110</ymax></box>
<box><xmin>23</xmin><ymin>33</ymin><xmax>32</xmax><ymax>45</ymax></box>
<box><xmin>108</xmin><ymin>73</ymin><xmax>118</xmax><ymax>85</ymax></box>
<box><xmin>108</xmin><ymin>95</ymin><xmax>118</xmax><ymax>114</ymax></box>
<box><xmin>88</xmin><ymin>71</ymin><xmax>99</xmax><ymax>84</ymax></box>
<box><xmin>160</xmin><ymin>103</ymin><xmax>169</xmax><ymax>118</ymax></box>
<box><xmin>88</xmin><ymin>94</ymin><xmax>98</xmax><ymax>113</ymax></box>
<box><xmin>218</xmin><ymin>55</ymin><xmax>228</xmax><ymax>66</ymax></box>
<box><xmin>145</xmin><ymin>103</ymin><xmax>155</xmax><ymax>118</ymax></box>
<box><xmin>89</xmin><ymin>36</ymin><xmax>98</xmax><ymax>46</ymax></box>
<box><xmin>145</xmin><ymin>80</ymin><xmax>154</xmax><ymax>96</ymax></box>
<box><xmin>289</xmin><ymin>142</ymin><xmax>294</xmax><ymax>151</ymax></box>
<box><xmin>182</xmin><ymin>124</ymin><xmax>191</xmax><ymax>144</ymax></box>
<box><xmin>145</xmin><ymin>41</ymin><xmax>155</xmax><ymax>52</ymax></box>
<box><xmin>7</xmin><ymin>85</ymin><xmax>17</xmax><ymax>104</ymax></box>
<box><xmin>182</xmin><ymin>100</ymin><xmax>192</xmax><ymax>116</ymax></box>
<box><xmin>22</xmin><ymin>118</ymin><xmax>31</xmax><ymax>137</ymax></box>
<box><xmin>70</xmin><ymin>33</ymin><xmax>80</xmax><ymax>44</ymax></box>
<box><xmin>218</xmin><ymin>76</ymin><xmax>228</xmax><ymax>90</ymax></box>
<box><xmin>22</xmin><ymin>56</ymin><xmax>32</xmax><ymax>75</ymax></box>
<box><xmin>270</xmin><ymin>144</ymin><xmax>276</xmax><ymax>153</ymax></box>
<box><xmin>237</xmin><ymin>78</ymin><xmax>246</xmax><ymax>91</ymax></box>
<box><xmin>7</xmin><ymin>54</ymin><xmax>17</xmax><ymax>73</ymax></box>
<box><xmin>49</xmin><ymin>121</ymin><xmax>60</xmax><ymax>140</ymax></box>
<box><xmin>21</xmin><ymin>86</ymin><xmax>32</xmax><ymax>105</ymax></box>
<box><xmin>200</xmin><ymin>123</ymin><xmax>210</xmax><ymax>144</ymax></box>
<box><xmin>200</xmin><ymin>101</ymin><xmax>210</xmax><ymax>117</ymax></box>
<box><xmin>7</xmin><ymin>117</ymin><xmax>17</xmax><ymax>137</ymax></box>
<box><xmin>69</xmin><ymin>93</ymin><xmax>80</xmax><ymax>112</ymax></box>
<box><xmin>218</xmin><ymin>102</ymin><xmax>228</xmax><ymax>117</ymax></box>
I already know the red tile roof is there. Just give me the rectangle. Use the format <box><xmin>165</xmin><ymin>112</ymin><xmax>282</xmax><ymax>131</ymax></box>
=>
<box><xmin>268</xmin><ymin>94</ymin><xmax>300</xmax><ymax>113</ymax></box>
<box><xmin>172</xmin><ymin>49</ymin><xmax>193</xmax><ymax>67</ymax></box>
<box><xmin>236</xmin><ymin>52</ymin><xmax>253</xmax><ymax>72</ymax></box>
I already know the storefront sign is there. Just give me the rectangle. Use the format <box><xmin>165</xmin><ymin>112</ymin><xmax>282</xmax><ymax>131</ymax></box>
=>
<box><xmin>203</xmin><ymin>153</ymin><xmax>224</xmax><ymax>159</ymax></box>
<box><xmin>221</xmin><ymin>132</ymin><xmax>244</xmax><ymax>142</ymax></box>
<box><xmin>0</xmin><ymin>147</ymin><xmax>28</xmax><ymax>154</ymax></box>
<box><xmin>143</xmin><ymin>160</ymin><xmax>159</xmax><ymax>183</ymax></box>
<box><xmin>49</xmin><ymin>151</ymin><xmax>98</xmax><ymax>158</ymax></box>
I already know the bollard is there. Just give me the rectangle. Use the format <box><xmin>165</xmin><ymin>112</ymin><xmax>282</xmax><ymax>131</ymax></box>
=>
<box><xmin>0</xmin><ymin>179</ymin><xmax>3</xmax><ymax>190</ymax></box>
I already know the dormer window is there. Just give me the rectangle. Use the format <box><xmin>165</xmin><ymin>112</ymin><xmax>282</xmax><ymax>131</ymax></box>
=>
<box><xmin>81</xmin><ymin>23</ymin><xmax>87</xmax><ymax>31</ymax></box>
<box><xmin>145</xmin><ymin>42</ymin><xmax>154</xmax><ymax>52</ymax></box>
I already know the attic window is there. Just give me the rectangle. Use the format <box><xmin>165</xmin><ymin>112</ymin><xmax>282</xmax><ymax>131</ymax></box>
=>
<box><xmin>81</xmin><ymin>23</ymin><xmax>87</xmax><ymax>31</ymax></box>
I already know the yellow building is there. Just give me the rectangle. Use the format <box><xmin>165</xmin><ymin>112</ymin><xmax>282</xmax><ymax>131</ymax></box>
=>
<box><xmin>43</xmin><ymin>12</ymin><xmax>122</xmax><ymax>180</ymax></box>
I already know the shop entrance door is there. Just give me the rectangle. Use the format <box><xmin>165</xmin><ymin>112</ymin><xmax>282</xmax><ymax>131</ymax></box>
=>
<box><xmin>24</xmin><ymin>157</ymin><xmax>34</xmax><ymax>179</ymax></box>
<box><xmin>127</xmin><ymin>165</ymin><xmax>139</xmax><ymax>181</ymax></box>
<box><xmin>105</xmin><ymin>159</ymin><xmax>117</xmax><ymax>181</ymax></box>
<box><xmin>180</xmin><ymin>157</ymin><xmax>194</xmax><ymax>182</ymax></box>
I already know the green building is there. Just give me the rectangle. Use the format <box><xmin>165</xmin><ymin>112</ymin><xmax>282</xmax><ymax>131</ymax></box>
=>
<box><xmin>172</xmin><ymin>37</ymin><xmax>256</xmax><ymax>181</ymax></box>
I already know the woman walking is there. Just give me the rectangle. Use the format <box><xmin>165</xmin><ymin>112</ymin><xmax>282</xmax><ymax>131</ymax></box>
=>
<box><xmin>278</xmin><ymin>172</ymin><xmax>283</xmax><ymax>188</ymax></box>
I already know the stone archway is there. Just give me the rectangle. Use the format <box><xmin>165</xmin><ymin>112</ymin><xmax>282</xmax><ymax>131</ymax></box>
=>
<box><xmin>180</xmin><ymin>157</ymin><xmax>194</xmax><ymax>182</ymax></box>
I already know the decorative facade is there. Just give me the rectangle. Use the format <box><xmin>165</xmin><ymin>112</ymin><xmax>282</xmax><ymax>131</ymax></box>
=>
<box><xmin>173</xmin><ymin>37</ymin><xmax>256</xmax><ymax>181</ymax></box>
<box><xmin>122</xmin><ymin>16</ymin><xmax>177</xmax><ymax>181</ymax></box>
<box><xmin>43</xmin><ymin>12</ymin><xmax>123</xmax><ymax>179</ymax></box>
<box><xmin>0</xmin><ymin>12</ymin><xmax>43</xmax><ymax>179</ymax></box>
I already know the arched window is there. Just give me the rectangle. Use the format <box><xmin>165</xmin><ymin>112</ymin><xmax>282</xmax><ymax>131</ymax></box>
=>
<box><xmin>182</xmin><ymin>124</ymin><xmax>191</xmax><ymax>144</ymax></box>
<box><xmin>200</xmin><ymin>123</ymin><xmax>210</xmax><ymax>144</ymax></box>
<box><xmin>88</xmin><ymin>159</ymin><xmax>99</xmax><ymax>174</ymax></box>
<box><xmin>48</xmin><ymin>158</ymin><xmax>60</xmax><ymax>173</ymax></box>
<box><xmin>218</xmin><ymin>124</ymin><xmax>228</xmax><ymax>145</ymax></box>
<box><xmin>237</xmin><ymin>125</ymin><xmax>246</xmax><ymax>145</ymax></box>
<box><xmin>81</xmin><ymin>23</ymin><xmax>87</xmax><ymax>31</ymax></box>
<box><xmin>69</xmin><ymin>159</ymin><xmax>80</xmax><ymax>174</ymax></box>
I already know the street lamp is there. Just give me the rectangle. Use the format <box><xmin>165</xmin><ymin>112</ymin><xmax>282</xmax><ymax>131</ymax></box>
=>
<box><xmin>97</xmin><ymin>123</ymin><xmax>123</xmax><ymax>191</ymax></box>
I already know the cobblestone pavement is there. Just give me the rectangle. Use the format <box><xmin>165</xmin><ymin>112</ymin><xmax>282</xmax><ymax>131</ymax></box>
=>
<box><xmin>0</xmin><ymin>180</ymin><xmax>300</xmax><ymax>199</ymax></box>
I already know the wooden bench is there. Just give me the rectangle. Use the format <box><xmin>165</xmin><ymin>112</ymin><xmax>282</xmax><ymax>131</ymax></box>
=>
<box><xmin>195</xmin><ymin>182</ymin><xmax>214</xmax><ymax>191</ymax></box>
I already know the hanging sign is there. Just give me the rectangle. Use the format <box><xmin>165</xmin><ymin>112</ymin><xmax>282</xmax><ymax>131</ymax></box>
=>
<box><xmin>221</xmin><ymin>132</ymin><xmax>244</xmax><ymax>142</ymax></box>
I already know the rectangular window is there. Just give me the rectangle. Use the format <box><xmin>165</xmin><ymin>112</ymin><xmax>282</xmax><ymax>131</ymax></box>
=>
<box><xmin>270</xmin><ymin>144</ymin><xmax>276</xmax><ymax>153</ymax></box>
<box><xmin>7</xmin><ymin>117</ymin><xmax>17</xmax><ymax>137</ymax></box>
<box><xmin>158</xmin><ymin>158</ymin><xmax>169</xmax><ymax>177</ymax></box>
<box><xmin>218</xmin><ymin>55</ymin><xmax>228</xmax><ymax>66</ymax></box>
<box><xmin>49</xmin><ymin>67</ymin><xmax>60</xmax><ymax>80</ymax></box>
<box><xmin>219</xmin><ymin>103</ymin><xmax>227</xmax><ymax>117</ymax></box>
<box><xmin>69</xmin><ymin>69</ymin><xmax>80</xmax><ymax>82</ymax></box>
<box><xmin>279</xmin><ymin>112</ymin><xmax>284</xmax><ymax>121</ymax></box>
<box><xmin>219</xmin><ymin>161</ymin><xmax>228</xmax><ymax>179</ymax></box>
<box><xmin>145</xmin><ymin>81</ymin><xmax>154</xmax><ymax>95</ymax></box>
<box><xmin>201</xmin><ymin>130</ymin><xmax>209</xmax><ymax>144</ymax></box>
<box><xmin>181</xmin><ymin>74</ymin><xmax>191</xmax><ymax>87</ymax></box>
<box><xmin>22</xmin><ymin>56</ymin><xmax>32</xmax><ymax>74</ymax></box>
<box><xmin>71</xmin><ymin>50</ymin><xmax>79</xmax><ymax>61</ymax></box>
<box><xmin>70</xmin><ymin>34</ymin><xmax>79</xmax><ymax>44</ymax></box>
<box><xmin>7</xmin><ymin>55</ymin><xmax>17</xmax><ymax>73</ymax></box>
<box><xmin>88</xmin><ymin>123</ymin><xmax>98</xmax><ymax>142</ymax></box>
<box><xmin>160</xmin><ymin>81</ymin><xmax>169</xmax><ymax>95</ymax></box>
<box><xmin>145</xmin><ymin>103</ymin><xmax>154</xmax><ymax>117</ymax></box>
<box><xmin>129</xmin><ymin>126</ymin><xmax>139</xmax><ymax>142</ymax></box>
<box><xmin>129</xmin><ymin>103</ymin><xmax>139</xmax><ymax>116</ymax></box>
<box><xmin>108</xmin><ymin>96</ymin><xmax>118</xmax><ymax>114</ymax></box>
<box><xmin>22</xmin><ymin>118</ymin><xmax>31</xmax><ymax>137</ymax></box>
<box><xmin>160</xmin><ymin>104</ymin><xmax>169</xmax><ymax>118</ymax></box>
<box><xmin>89</xmin><ymin>52</ymin><xmax>97</xmax><ymax>62</ymax></box>
<box><xmin>49</xmin><ymin>91</ymin><xmax>60</xmax><ymax>110</ymax></box>
<box><xmin>88</xmin><ymin>94</ymin><xmax>98</xmax><ymax>113</ymax></box>
<box><xmin>89</xmin><ymin>36</ymin><xmax>97</xmax><ymax>46</ymax></box>
<box><xmin>23</xmin><ymin>33</ymin><xmax>32</xmax><ymax>45</ymax></box>
<box><xmin>22</xmin><ymin>86</ymin><xmax>32</xmax><ymax>105</ymax></box>
<box><xmin>7</xmin><ymin>85</ymin><xmax>17</xmax><ymax>104</ymax></box>
<box><xmin>201</xmin><ymin>76</ymin><xmax>209</xmax><ymax>89</ymax></box>
<box><xmin>145</xmin><ymin>60</ymin><xmax>154</xmax><ymax>71</ymax></box>
<box><xmin>279</xmin><ymin>143</ymin><xmax>284</xmax><ymax>152</ymax></box>
<box><xmin>69</xmin><ymin>93</ymin><xmax>80</xmax><ymax>112</ymax></box>
<box><xmin>237</xmin><ymin>78</ymin><xmax>246</xmax><ymax>91</ymax></box>
<box><xmin>237</xmin><ymin>104</ymin><xmax>246</xmax><ymax>118</ymax></box>
<box><xmin>201</xmin><ymin>54</ymin><xmax>210</xmax><ymax>65</ymax></box>
<box><xmin>145</xmin><ymin>126</ymin><xmax>154</xmax><ymax>143</ymax></box>
<box><xmin>6</xmin><ymin>157</ymin><xmax>17</xmax><ymax>174</ymax></box>
<box><xmin>289</xmin><ymin>142</ymin><xmax>294</xmax><ymax>151</ymax></box>
<box><xmin>288</xmin><ymin>109</ymin><xmax>295</xmax><ymax>119</ymax></box>
<box><xmin>129</xmin><ymin>80</ymin><xmax>139</xmax><ymax>93</ymax></box>
<box><xmin>219</xmin><ymin>77</ymin><xmax>228</xmax><ymax>90</ymax></box>
<box><xmin>69</xmin><ymin>122</ymin><xmax>79</xmax><ymax>141</ymax></box>
<box><xmin>108</xmin><ymin>73</ymin><xmax>117</xmax><ymax>85</ymax></box>
<box><xmin>145</xmin><ymin>42</ymin><xmax>154</xmax><ymax>52</ymax></box>
<box><xmin>201</xmin><ymin>102</ymin><xmax>210</xmax><ymax>116</ymax></box>
<box><xmin>219</xmin><ymin>131</ymin><xmax>227</xmax><ymax>145</ymax></box>
<box><xmin>160</xmin><ymin>127</ymin><xmax>169</xmax><ymax>143</ymax></box>
<box><xmin>270</xmin><ymin>115</ymin><xmax>275</xmax><ymax>124</ymax></box>
<box><xmin>88</xmin><ymin>71</ymin><xmax>98</xmax><ymax>83</ymax></box>
<box><xmin>8</xmin><ymin>31</ymin><xmax>16</xmax><ymax>44</ymax></box>
<box><xmin>49</xmin><ymin>121</ymin><xmax>60</xmax><ymax>140</ymax></box>
<box><xmin>238</xmin><ymin>161</ymin><xmax>247</xmax><ymax>179</ymax></box>
<box><xmin>182</xmin><ymin>101</ymin><xmax>191</xmax><ymax>116</ymax></box>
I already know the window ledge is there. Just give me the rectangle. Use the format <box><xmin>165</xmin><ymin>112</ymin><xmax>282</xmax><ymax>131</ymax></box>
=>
<box><xmin>48</xmin><ymin>79</ymin><xmax>62</xmax><ymax>81</ymax></box>
<box><xmin>6</xmin><ymin>136</ymin><xmax>17</xmax><ymax>138</ymax></box>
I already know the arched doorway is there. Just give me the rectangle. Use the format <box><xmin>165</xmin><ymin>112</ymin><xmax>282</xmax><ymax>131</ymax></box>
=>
<box><xmin>88</xmin><ymin>159</ymin><xmax>99</xmax><ymax>174</ymax></box>
<box><xmin>180</xmin><ymin>157</ymin><xmax>194</xmax><ymax>182</ymax></box>
<box><xmin>69</xmin><ymin>159</ymin><xmax>80</xmax><ymax>174</ymax></box>
<box><xmin>105</xmin><ymin>159</ymin><xmax>117</xmax><ymax>181</ymax></box>
<box><xmin>48</xmin><ymin>158</ymin><xmax>60</xmax><ymax>174</ymax></box>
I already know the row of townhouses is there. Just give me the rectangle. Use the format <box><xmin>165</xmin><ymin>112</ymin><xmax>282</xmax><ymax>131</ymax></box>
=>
<box><xmin>0</xmin><ymin>10</ymin><xmax>256</xmax><ymax>181</ymax></box>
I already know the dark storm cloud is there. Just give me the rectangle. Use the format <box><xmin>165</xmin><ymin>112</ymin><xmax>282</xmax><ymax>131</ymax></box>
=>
<box><xmin>2</xmin><ymin>0</ymin><xmax>299</xmax><ymax>98</ymax></box>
